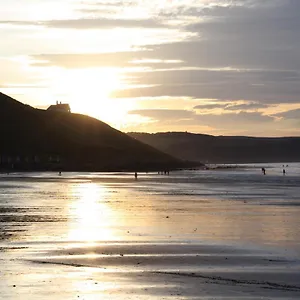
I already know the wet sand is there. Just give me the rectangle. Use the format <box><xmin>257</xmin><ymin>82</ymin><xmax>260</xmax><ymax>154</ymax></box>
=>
<box><xmin>1</xmin><ymin>167</ymin><xmax>300</xmax><ymax>299</ymax></box>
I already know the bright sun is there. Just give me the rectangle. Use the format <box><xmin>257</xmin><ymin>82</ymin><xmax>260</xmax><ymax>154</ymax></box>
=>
<box><xmin>49</xmin><ymin>67</ymin><xmax>131</xmax><ymax>128</ymax></box>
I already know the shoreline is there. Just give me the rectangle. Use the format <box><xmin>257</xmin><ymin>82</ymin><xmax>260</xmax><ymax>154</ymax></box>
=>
<box><xmin>1</xmin><ymin>165</ymin><xmax>300</xmax><ymax>299</ymax></box>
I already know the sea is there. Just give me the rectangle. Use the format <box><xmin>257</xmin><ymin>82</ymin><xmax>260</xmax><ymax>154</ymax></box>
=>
<box><xmin>1</xmin><ymin>163</ymin><xmax>300</xmax><ymax>299</ymax></box>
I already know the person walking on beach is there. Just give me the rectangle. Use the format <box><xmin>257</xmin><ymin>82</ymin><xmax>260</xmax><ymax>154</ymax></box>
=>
<box><xmin>134</xmin><ymin>172</ymin><xmax>138</xmax><ymax>179</ymax></box>
<box><xmin>283</xmin><ymin>168</ymin><xmax>286</xmax><ymax>175</ymax></box>
<box><xmin>262</xmin><ymin>167</ymin><xmax>266</xmax><ymax>175</ymax></box>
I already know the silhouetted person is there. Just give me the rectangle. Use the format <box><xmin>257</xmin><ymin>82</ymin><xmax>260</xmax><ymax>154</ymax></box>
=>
<box><xmin>283</xmin><ymin>169</ymin><xmax>286</xmax><ymax>175</ymax></box>
<box><xmin>262</xmin><ymin>167</ymin><xmax>266</xmax><ymax>175</ymax></box>
<box><xmin>134</xmin><ymin>172</ymin><xmax>138</xmax><ymax>179</ymax></box>
<box><xmin>59</xmin><ymin>171</ymin><xmax>62</xmax><ymax>176</ymax></box>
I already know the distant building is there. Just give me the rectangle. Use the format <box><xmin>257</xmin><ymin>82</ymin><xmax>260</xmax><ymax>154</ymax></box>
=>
<box><xmin>47</xmin><ymin>101</ymin><xmax>71</xmax><ymax>113</ymax></box>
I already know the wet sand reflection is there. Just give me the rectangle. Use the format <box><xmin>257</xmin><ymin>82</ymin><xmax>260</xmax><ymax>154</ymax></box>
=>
<box><xmin>68</xmin><ymin>183</ymin><xmax>115</xmax><ymax>243</ymax></box>
<box><xmin>1</xmin><ymin>169</ymin><xmax>300</xmax><ymax>299</ymax></box>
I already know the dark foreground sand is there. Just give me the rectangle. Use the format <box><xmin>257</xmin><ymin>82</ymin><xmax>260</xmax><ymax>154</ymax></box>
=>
<box><xmin>1</xmin><ymin>169</ymin><xmax>300</xmax><ymax>299</ymax></box>
<box><xmin>2</xmin><ymin>241</ymin><xmax>300</xmax><ymax>299</ymax></box>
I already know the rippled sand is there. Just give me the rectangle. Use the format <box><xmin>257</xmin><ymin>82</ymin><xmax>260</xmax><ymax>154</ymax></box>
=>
<box><xmin>1</xmin><ymin>166</ymin><xmax>300</xmax><ymax>299</ymax></box>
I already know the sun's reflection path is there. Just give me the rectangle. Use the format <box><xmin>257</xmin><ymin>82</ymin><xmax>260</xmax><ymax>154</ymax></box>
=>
<box><xmin>68</xmin><ymin>183</ymin><xmax>115</xmax><ymax>243</ymax></box>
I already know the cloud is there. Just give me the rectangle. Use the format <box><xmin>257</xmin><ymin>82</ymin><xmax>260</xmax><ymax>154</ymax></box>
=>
<box><xmin>129</xmin><ymin>108</ymin><xmax>274</xmax><ymax>125</ymax></box>
<box><xmin>111</xmin><ymin>70</ymin><xmax>300</xmax><ymax>104</ymax></box>
<box><xmin>273</xmin><ymin>108</ymin><xmax>300</xmax><ymax>120</ymax></box>
<box><xmin>30</xmin><ymin>53</ymin><xmax>184</xmax><ymax>69</ymax></box>
<box><xmin>196</xmin><ymin>111</ymin><xmax>274</xmax><ymax>125</ymax></box>
<box><xmin>30</xmin><ymin>50</ymin><xmax>300</xmax><ymax>106</ymax></box>
<box><xmin>127</xmin><ymin>107</ymin><xmax>279</xmax><ymax>135</ymax></box>
<box><xmin>45</xmin><ymin>18</ymin><xmax>163</xmax><ymax>29</ymax></box>
<box><xmin>0</xmin><ymin>18</ymin><xmax>163</xmax><ymax>29</ymax></box>
<box><xmin>129</xmin><ymin>109</ymin><xmax>194</xmax><ymax>120</ymax></box>
<box><xmin>225</xmin><ymin>102</ymin><xmax>269</xmax><ymax>111</ymax></box>
<box><xmin>142</xmin><ymin>1</ymin><xmax>300</xmax><ymax>71</ymax></box>
<box><xmin>194</xmin><ymin>102</ymin><xmax>270</xmax><ymax>111</ymax></box>
<box><xmin>194</xmin><ymin>103</ymin><xmax>226</xmax><ymax>110</ymax></box>
<box><xmin>31</xmin><ymin>53</ymin><xmax>140</xmax><ymax>68</ymax></box>
<box><xmin>2</xmin><ymin>0</ymin><xmax>300</xmax><ymax>136</ymax></box>
<box><xmin>77</xmin><ymin>0</ymin><xmax>136</xmax><ymax>15</ymax></box>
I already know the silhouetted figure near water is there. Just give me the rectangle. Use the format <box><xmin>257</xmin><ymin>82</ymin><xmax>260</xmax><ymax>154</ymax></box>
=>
<box><xmin>59</xmin><ymin>171</ymin><xmax>62</xmax><ymax>176</ymax></box>
<box><xmin>262</xmin><ymin>167</ymin><xmax>266</xmax><ymax>175</ymax></box>
<box><xmin>283</xmin><ymin>169</ymin><xmax>286</xmax><ymax>175</ymax></box>
<box><xmin>134</xmin><ymin>172</ymin><xmax>138</xmax><ymax>179</ymax></box>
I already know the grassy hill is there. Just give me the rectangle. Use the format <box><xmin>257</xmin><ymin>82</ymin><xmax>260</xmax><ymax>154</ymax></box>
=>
<box><xmin>129</xmin><ymin>132</ymin><xmax>300</xmax><ymax>164</ymax></box>
<box><xmin>0</xmin><ymin>92</ymin><xmax>198</xmax><ymax>171</ymax></box>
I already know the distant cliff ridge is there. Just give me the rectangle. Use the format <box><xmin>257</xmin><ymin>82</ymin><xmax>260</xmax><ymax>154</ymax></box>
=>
<box><xmin>128</xmin><ymin>132</ymin><xmax>300</xmax><ymax>164</ymax></box>
<box><xmin>0</xmin><ymin>92</ymin><xmax>199</xmax><ymax>171</ymax></box>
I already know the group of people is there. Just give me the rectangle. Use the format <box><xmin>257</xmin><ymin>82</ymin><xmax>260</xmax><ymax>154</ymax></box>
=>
<box><xmin>134</xmin><ymin>170</ymin><xmax>170</xmax><ymax>179</ymax></box>
<box><xmin>158</xmin><ymin>170</ymin><xmax>170</xmax><ymax>175</ymax></box>
<box><xmin>261</xmin><ymin>165</ymin><xmax>288</xmax><ymax>175</ymax></box>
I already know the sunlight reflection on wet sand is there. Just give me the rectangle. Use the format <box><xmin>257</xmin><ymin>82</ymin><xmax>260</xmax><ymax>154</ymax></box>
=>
<box><xmin>1</xmin><ymin>168</ymin><xmax>300</xmax><ymax>299</ymax></box>
<box><xmin>68</xmin><ymin>183</ymin><xmax>115</xmax><ymax>243</ymax></box>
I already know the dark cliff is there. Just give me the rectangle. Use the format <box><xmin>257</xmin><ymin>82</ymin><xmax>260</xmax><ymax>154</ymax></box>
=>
<box><xmin>129</xmin><ymin>132</ymin><xmax>300</xmax><ymax>164</ymax></box>
<box><xmin>0</xmin><ymin>92</ymin><xmax>197</xmax><ymax>171</ymax></box>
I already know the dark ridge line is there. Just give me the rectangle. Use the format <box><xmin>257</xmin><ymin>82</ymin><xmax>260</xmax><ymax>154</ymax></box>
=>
<box><xmin>152</xmin><ymin>271</ymin><xmax>300</xmax><ymax>292</ymax></box>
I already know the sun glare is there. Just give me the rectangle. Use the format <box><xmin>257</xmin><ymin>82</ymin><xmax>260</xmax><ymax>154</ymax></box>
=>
<box><xmin>48</xmin><ymin>68</ymin><xmax>133</xmax><ymax>128</ymax></box>
<box><xmin>68</xmin><ymin>183</ymin><xmax>115</xmax><ymax>243</ymax></box>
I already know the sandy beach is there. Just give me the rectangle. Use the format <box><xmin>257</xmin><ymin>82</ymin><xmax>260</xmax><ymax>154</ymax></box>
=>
<box><xmin>1</xmin><ymin>164</ymin><xmax>300</xmax><ymax>299</ymax></box>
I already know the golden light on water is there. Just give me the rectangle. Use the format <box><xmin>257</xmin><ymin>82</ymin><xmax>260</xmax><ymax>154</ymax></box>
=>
<box><xmin>68</xmin><ymin>183</ymin><xmax>115</xmax><ymax>243</ymax></box>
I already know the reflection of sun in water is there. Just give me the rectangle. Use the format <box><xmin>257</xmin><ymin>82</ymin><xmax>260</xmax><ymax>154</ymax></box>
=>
<box><xmin>68</xmin><ymin>183</ymin><xmax>115</xmax><ymax>243</ymax></box>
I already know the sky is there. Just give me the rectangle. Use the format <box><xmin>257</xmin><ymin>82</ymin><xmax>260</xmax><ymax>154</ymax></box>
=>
<box><xmin>1</xmin><ymin>0</ymin><xmax>300</xmax><ymax>136</ymax></box>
